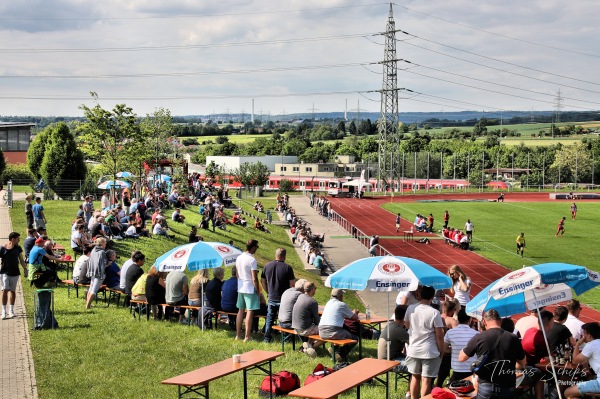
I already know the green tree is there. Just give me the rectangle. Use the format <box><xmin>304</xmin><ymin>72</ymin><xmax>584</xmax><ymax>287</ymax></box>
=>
<box><xmin>26</xmin><ymin>126</ymin><xmax>50</xmax><ymax>179</ymax></box>
<box><xmin>279</xmin><ymin>179</ymin><xmax>294</xmax><ymax>192</ymax></box>
<box><xmin>77</xmin><ymin>94</ymin><xmax>140</xmax><ymax>189</ymax></box>
<box><xmin>249</xmin><ymin>162</ymin><xmax>270</xmax><ymax>187</ymax></box>
<box><xmin>232</xmin><ymin>162</ymin><xmax>253</xmax><ymax>187</ymax></box>
<box><xmin>39</xmin><ymin>122</ymin><xmax>87</xmax><ymax>198</ymax></box>
<box><xmin>205</xmin><ymin>161</ymin><xmax>223</xmax><ymax>180</ymax></box>
<box><xmin>138</xmin><ymin>108</ymin><xmax>175</xmax><ymax>180</ymax></box>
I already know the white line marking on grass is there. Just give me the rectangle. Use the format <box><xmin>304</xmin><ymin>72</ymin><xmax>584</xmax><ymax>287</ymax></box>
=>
<box><xmin>473</xmin><ymin>238</ymin><xmax>536</xmax><ymax>265</ymax></box>
<box><xmin>504</xmin><ymin>203</ymin><xmax>536</xmax><ymax>211</ymax></box>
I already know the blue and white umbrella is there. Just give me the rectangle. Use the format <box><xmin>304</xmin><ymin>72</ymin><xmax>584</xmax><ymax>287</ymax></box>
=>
<box><xmin>155</xmin><ymin>241</ymin><xmax>242</xmax><ymax>330</ymax></box>
<box><xmin>155</xmin><ymin>241</ymin><xmax>242</xmax><ymax>272</ymax></box>
<box><xmin>149</xmin><ymin>174</ymin><xmax>172</xmax><ymax>182</ymax></box>
<box><xmin>116</xmin><ymin>171</ymin><xmax>135</xmax><ymax>179</ymax></box>
<box><xmin>465</xmin><ymin>263</ymin><xmax>597</xmax><ymax>320</ymax></box>
<box><xmin>325</xmin><ymin>255</ymin><xmax>452</xmax><ymax>360</ymax></box>
<box><xmin>465</xmin><ymin>263</ymin><xmax>598</xmax><ymax>399</ymax></box>
<box><xmin>325</xmin><ymin>255</ymin><xmax>452</xmax><ymax>292</ymax></box>
<box><xmin>98</xmin><ymin>180</ymin><xmax>131</xmax><ymax>189</ymax></box>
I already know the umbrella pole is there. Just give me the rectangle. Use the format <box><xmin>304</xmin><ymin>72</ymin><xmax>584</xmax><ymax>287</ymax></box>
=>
<box><xmin>387</xmin><ymin>291</ymin><xmax>390</xmax><ymax>361</ymax></box>
<box><xmin>201</xmin><ymin>281</ymin><xmax>205</xmax><ymax>332</ymax></box>
<box><xmin>533</xmin><ymin>294</ymin><xmax>563</xmax><ymax>399</ymax></box>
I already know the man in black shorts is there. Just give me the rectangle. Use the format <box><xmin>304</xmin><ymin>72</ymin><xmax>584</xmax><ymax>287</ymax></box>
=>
<box><xmin>0</xmin><ymin>232</ymin><xmax>28</xmax><ymax>319</ymax></box>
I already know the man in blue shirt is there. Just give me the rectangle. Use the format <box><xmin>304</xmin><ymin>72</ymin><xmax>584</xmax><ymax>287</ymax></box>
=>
<box><xmin>32</xmin><ymin>197</ymin><xmax>47</xmax><ymax>230</ymax></box>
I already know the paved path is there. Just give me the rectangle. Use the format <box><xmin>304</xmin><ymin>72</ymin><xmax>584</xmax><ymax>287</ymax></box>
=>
<box><xmin>286</xmin><ymin>195</ymin><xmax>398</xmax><ymax>319</ymax></box>
<box><xmin>0</xmin><ymin>191</ymin><xmax>38</xmax><ymax>399</ymax></box>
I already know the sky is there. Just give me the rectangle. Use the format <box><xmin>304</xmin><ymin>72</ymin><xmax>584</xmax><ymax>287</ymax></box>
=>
<box><xmin>1</xmin><ymin>0</ymin><xmax>600</xmax><ymax>118</ymax></box>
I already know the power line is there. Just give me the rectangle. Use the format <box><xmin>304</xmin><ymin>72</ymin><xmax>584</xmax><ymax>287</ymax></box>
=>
<box><xmin>393</xmin><ymin>3</ymin><xmax>600</xmax><ymax>58</ymax></box>
<box><xmin>0</xmin><ymin>33</ymin><xmax>375</xmax><ymax>54</ymax></box>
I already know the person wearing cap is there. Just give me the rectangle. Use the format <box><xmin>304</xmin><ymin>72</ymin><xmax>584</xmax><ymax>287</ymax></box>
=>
<box><xmin>27</xmin><ymin>236</ymin><xmax>61</xmax><ymax>287</ymax></box>
<box><xmin>318</xmin><ymin>288</ymin><xmax>359</xmax><ymax>362</ymax></box>
<box><xmin>25</xmin><ymin>195</ymin><xmax>34</xmax><ymax>229</ymax></box>
<box><xmin>1</xmin><ymin>232</ymin><xmax>28</xmax><ymax>319</ymax></box>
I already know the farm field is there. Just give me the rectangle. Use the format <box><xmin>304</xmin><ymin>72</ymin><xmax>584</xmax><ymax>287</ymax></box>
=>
<box><xmin>381</xmin><ymin>199</ymin><xmax>600</xmax><ymax>307</ymax></box>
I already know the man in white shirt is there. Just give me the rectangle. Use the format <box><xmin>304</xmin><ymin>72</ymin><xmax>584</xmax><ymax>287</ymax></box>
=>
<box><xmin>444</xmin><ymin>309</ymin><xmax>479</xmax><ymax>382</ymax></box>
<box><xmin>319</xmin><ymin>288</ymin><xmax>359</xmax><ymax>362</ymax></box>
<box><xmin>514</xmin><ymin>308</ymin><xmax>542</xmax><ymax>337</ymax></box>
<box><xmin>565</xmin><ymin>299</ymin><xmax>585</xmax><ymax>341</ymax></box>
<box><xmin>119</xmin><ymin>250</ymin><xmax>141</xmax><ymax>293</ymax></box>
<box><xmin>404</xmin><ymin>285</ymin><xmax>445</xmax><ymax>399</ymax></box>
<box><xmin>235</xmin><ymin>239</ymin><xmax>260</xmax><ymax>342</ymax></box>
<box><xmin>464</xmin><ymin>219</ymin><xmax>474</xmax><ymax>242</ymax></box>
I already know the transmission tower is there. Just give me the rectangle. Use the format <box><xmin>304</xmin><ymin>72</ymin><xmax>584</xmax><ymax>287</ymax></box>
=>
<box><xmin>307</xmin><ymin>103</ymin><xmax>320</xmax><ymax>122</ymax></box>
<box><xmin>378</xmin><ymin>3</ymin><xmax>400</xmax><ymax>191</ymax></box>
<box><xmin>554</xmin><ymin>89</ymin><xmax>564</xmax><ymax>123</ymax></box>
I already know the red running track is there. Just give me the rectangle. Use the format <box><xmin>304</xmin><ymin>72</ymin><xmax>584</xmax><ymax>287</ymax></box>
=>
<box><xmin>329</xmin><ymin>192</ymin><xmax>599</xmax><ymax>323</ymax></box>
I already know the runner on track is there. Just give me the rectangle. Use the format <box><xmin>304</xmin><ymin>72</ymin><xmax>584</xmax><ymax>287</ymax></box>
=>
<box><xmin>395</xmin><ymin>213</ymin><xmax>401</xmax><ymax>232</ymax></box>
<box><xmin>556</xmin><ymin>216</ymin><xmax>566</xmax><ymax>237</ymax></box>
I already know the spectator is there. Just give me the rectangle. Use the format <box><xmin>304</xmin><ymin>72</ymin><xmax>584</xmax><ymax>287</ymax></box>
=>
<box><xmin>547</xmin><ymin>305</ymin><xmax>575</xmax><ymax>352</ymax></box>
<box><xmin>172</xmin><ymin>208</ymin><xmax>185</xmax><ymax>223</ymax></box>
<box><xmin>27</xmin><ymin>237</ymin><xmax>60</xmax><ymax>288</ymax></box>
<box><xmin>124</xmin><ymin>252</ymin><xmax>146</xmax><ymax>296</ymax></box>
<box><xmin>22</xmin><ymin>228</ymin><xmax>37</xmax><ymax>262</ymax></box>
<box><xmin>165</xmin><ymin>270</ymin><xmax>189</xmax><ymax>323</ymax></box>
<box><xmin>404</xmin><ymin>285</ymin><xmax>445</xmax><ymax>399</ymax></box>
<box><xmin>319</xmin><ymin>288</ymin><xmax>359</xmax><ymax>362</ymax></box>
<box><xmin>71</xmin><ymin>224</ymin><xmax>87</xmax><ymax>255</ymax></box>
<box><xmin>83</xmin><ymin>195</ymin><xmax>94</xmax><ymax>225</ymax></box>
<box><xmin>448</xmin><ymin>265</ymin><xmax>472</xmax><ymax>308</ymax></box>
<box><xmin>188</xmin><ymin>269</ymin><xmax>209</xmax><ymax>307</ymax></box>
<box><xmin>515</xmin><ymin>308</ymin><xmax>542</xmax><ymax>338</ymax></box>
<box><xmin>443</xmin><ymin>309</ymin><xmax>479</xmax><ymax>382</ymax></box>
<box><xmin>205</xmin><ymin>268</ymin><xmax>225</xmax><ymax>311</ymax></box>
<box><xmin>235</xmin><ymin>239</ymin><xmax>261</xmax><ymax>342</ymax></box>
<box><xmin>292</xmin><ymin>281</ymin><xmax>322</xmax><ymax>357</ymax></box>
<box><xmin>279</xmin><ymin>279</ymin><xmax>306</xmax><ymax>329</ymax></box>
<box><xmin>25</xmin><ymin>195</ymin><xmax>34</xmax><ymax>229</ymax></box>
<box><xmin>221</xmin><ymin>267</ymin><xmax>238</xmax><ymax>330</ymax></box>
<box><xmin>102</xmin><ymin>250</ymin><xmax>121</xmax><ymax>290</ymax></box>
<box><xmin>564</xmin><ymin>322</ymin><xmax>600</xmax><ymax>399</ymax></box>
<box><xmin>145</xmin><ymin>266</ymin><xmax>168</xmax><ymax>320</ymax></box>
<box><xmin>313</xmin><ymin>251</ymin><xmax>327</xmax><ymax>276</ymax></box>
<box><xmin>565</xmin><ymin>299</ymin><xmax>585</xmax><ymax>341</ymax></box>
<box><xmin>73</xmin><ymin>246</ymin><xmax>93</xmax><ymax>284</ymax></box>
<box><xmin>32</xmin><ymin>197</ymin><xmax>47</xmax><ymax>230</ymax></box>
<box><xmin>85</xmin><ymin>237</ymin><xmax>108</xmax><ymax>309</ymax></box>
<box><xmin>0</xmin><ymin>232</ymin><xmax>28</xmax><ymax>320</ymax></box>
<box><xmin>101</xmin><ymin>192</ymin><xmax>110</xmax><ymax>209</ymax></box>
<box><xmin>188</xmin><ymin>226</ymin><xmax>203</xmax><ymax>243</ymax></box>
<box><xmin>261</xmin><ymin>248</ymin><xmax>296</xmax><ymax>343</ymax></box>
<box><xmin>377</xmin><ymin>305</ymin><xmax>409</xmax><ymax>367</ymax></box>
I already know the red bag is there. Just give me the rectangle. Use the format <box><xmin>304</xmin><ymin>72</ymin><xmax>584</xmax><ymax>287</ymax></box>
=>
<box><xmin>259</xmin><ymin>370</ymin><xmax>301</xmax><ymax>397</ymax></box>
<box><xmin>304</xmin><ymin>363</ymin><xmax>335</xmax><ymax>385</ymax></box>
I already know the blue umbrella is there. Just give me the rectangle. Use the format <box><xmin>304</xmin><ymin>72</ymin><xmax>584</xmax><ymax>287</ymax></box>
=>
<box><xmin>116</xmin><ymin>171</ymin><xmax>135</xmax><ymax>179</ymax></box>
<box><xmin>150</xmin><ymin>174</ymin><xmax>172</xmax><ymax>182</ymax></box>
<box><xmin>325</xmin><ymin>256</ymin><xmax>452</xmax><ymax>360</ymax></box>
<box><xmin>97</xmin><ymin>180</ymin><xmax>131</xmax><ymax>189</ymax></box>
<box><xmin>155</xmin><ymin>241</ymin><xmax>242</xmax><ymax>331</ymax></box>
<box><xmin>465</xmin><ymin>263</ymin><xmax>598</xmax><ymax>399</ymax></box>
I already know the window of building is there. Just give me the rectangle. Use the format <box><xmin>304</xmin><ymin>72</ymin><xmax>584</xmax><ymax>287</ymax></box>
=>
<box><xmin>280</xmin><ymin>166</ymin><xmax>287</xmax><ymax>172</ymax></box>
<box><xmin>305</xmin><ymin>167</ymin><xmax>312</xmax><ymax>172</ymax></box>
<box><xmin>293</xmin><ymin>167</ymin><xmax>299</xmax><ymax>172</ymax></box>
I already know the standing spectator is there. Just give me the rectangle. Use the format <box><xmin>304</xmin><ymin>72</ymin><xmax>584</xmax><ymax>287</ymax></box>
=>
<box><xmin>565</xmin><ymin>299</ymin><xmax>585</xmax><ymax>341</ymax></box>
<box><xmin>83</xmin><ymin>195</ymin><xmax>94</xmax><ymax>225</ymax></box>
<box><xmin>571</xmin><ymin>202</ymin><xmax>577</xmax><ymax>220</ymax></box>
<box><xmin>377</xmin><ymin>304</ymin><xmax>409</xmax><ymax>365</ymax></box>
<box><xmin>428</xmin><ymin>213</ymin><xmax>434</xmax><ymax>233</ymax></box>
<box><xmin>261</xmin><ymin>248</ymin><xmax>296</xmax><ymax>342</ymax></box>
<box><xmin>460</xmin><ymin>309</ymin><xmax>526</xmax><ymax>399</ymax></box>
<box><xmin>0</xmin><ymin>232</ymin><xmax>28</xmax><ymax>319</ymax></box>
<box><xmin>101</xmin><ymin>192</ymin><xmax>110</xmax><ymax>210</ymax></box>
<box><xmin>444</xmin><ymin>309</ymin><xmax>479</xmax><ymax>382</ymax></box>
<box><xmin>564</xmin><ymin>322</ymin><xmax>600</xmax><ymax>399</ymax></box>
<box><xmin>32</xmin><ymin>197</ymin><xmax>47</xmax><ymax>230</ymax></box>
<box><xmin>165</xmin><ymin>270</ymin><xmax>190</xmax><ymax>323</ymax></box>
<box><xmin>292</xmin><ymin>281</ymin><xmax>323</xmax><ymax>357</ymax></box>
<box><xmin>443</xmin><ymin>210</ymin><xmax>450</xmax><ymax>229</ymax></box>
<box><xmin>25</xmin><ymin>195</ymin><xmax>34</xmax><ymax>229</ymax></box>
<box><xmin>85</xmin><ymin>237</ymin><xmax>107</xmax><ymax>309</ymax></box>
<box><xmin>319</xmin><ymin>289</ymin><xmax>359</xmax><ymax>362</ymax></box>
<box><xmin>464</xmin><ymin>219</ymin><xmax>474</xmax><ymax>242</ymax></box>
<box><xmin>448</xmin><ymin>265</ymin><xmax>472</xmax><ymax>308</ymax></box>
<box><xmin>235</xmin><ymin>239</ymin><xmax>261</xmax><ymax>342</ymax></box>
<box><xmin>279</xmin><ymin>279</ymin><xmax>306</xmax><ymax>329</ymax></box>
<box><xmin>404</xmin><ymin>285</ymin><xmax>445</xmax><ymax>399</ymax></box>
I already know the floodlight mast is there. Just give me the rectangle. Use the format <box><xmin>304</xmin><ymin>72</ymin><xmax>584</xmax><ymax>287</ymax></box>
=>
<box><xmin>378</xmin><ymin>3</ymin><xmax>400</xmax><ymax>193</ymax></box>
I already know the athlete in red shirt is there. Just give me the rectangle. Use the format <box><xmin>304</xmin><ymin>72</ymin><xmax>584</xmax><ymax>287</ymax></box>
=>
<box><xmin>555</xmin><ymin>216</ymin><xmax>566</xmax><ymax>237</ymax></box>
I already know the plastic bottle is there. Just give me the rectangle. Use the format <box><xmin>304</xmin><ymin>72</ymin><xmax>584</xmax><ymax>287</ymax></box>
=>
<box><xmin>365</xmin><ymin>305</ymin><xmax>371</xmax><ymax>320</ymax></box>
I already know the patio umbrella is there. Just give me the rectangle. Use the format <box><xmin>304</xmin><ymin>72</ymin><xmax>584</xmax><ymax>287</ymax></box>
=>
<box><xmin>325</xmin><ymin>255</ymin><xmax>452</xmax><ymax>359</ymax></box>
<box><xmin>150</xmin><ymin>174</ymin><xmax>172</xmax><ymax>181</ymax></box>
<box><xmin>154</xmin><ymin>241</ymin><xmax>242</xmax><ymax>330</ymax></box>
<box><xmin>116</xmin><ymin>171</ymin><xmax>135</xmax><ymax>179</ymax></box>
<box><xmin>98</xmin><ymin>180</ymin><xmax>131</xmax><ymax>190</ymax></box>
<box><xmin>465</xmin><ymin>263</ymin><xmax>598</xmax><ymax>399</ymax></box>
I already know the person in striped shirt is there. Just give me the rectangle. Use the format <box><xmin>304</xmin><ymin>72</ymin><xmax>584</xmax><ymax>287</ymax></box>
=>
<box><xmin>444</xmin><ymin>309</ymin><xmax>479</xmax><ymax>382</ymax></box>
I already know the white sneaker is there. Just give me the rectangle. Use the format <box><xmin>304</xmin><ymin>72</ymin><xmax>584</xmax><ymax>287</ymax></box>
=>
<box><xmin>8</xmin><ymin>312</ymin><xmax>15</xmax><ymax>319</ymax></box>
<box><xmin>1</xmin><ymin>312</ymin><xmax>5</xmax><ymax>320</ymax></box>
<box><xmin>305</xmin><ymin>347</ymin><xmax>317</xmax><ymax>358</ymax></box>
<box><xmin>302</xmin><ymin>342</ymin><xmax>310</xmax><ymax>350</ymax></box>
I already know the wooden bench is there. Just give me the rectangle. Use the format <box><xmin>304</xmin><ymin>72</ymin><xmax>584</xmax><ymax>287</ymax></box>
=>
<box><xmin>213</xmin><ymin>310</ymin><xmax>267</xmax><ymax>331</ymax></box>
<box><xmin>271</xmin><ymin>325</ymin><xmax>357</xmax><ymax>365</ymax></box>
<box><xmin>61</xmin><ymin>279</ymin><xmax>106</xmax><ymax>300</ymax></box>
<box><xmin>162</xmin><ymin>349</ymin><xmax>285</xmax><ymax>399</ymax></box>
<box><xmin>129</xmin><ymin>299</ymin><xmax>150</xmax><ymax>321</ymax></box>
<box><xmin>288</xmin><ymin>358</ymin><xmax>399</xmax><ymax>399</ymax></box>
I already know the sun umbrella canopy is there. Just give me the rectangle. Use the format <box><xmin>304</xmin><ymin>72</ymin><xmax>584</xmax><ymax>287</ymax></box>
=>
<box><xmin>116</xmin><ymin>171</ymin><xmax>135</xmax><ymax>178</ymax></box>
<box><xmin>97</xmin><ymin>180</ymin><xmax>131</xmax><ymax>189</ymax></box>
<box><xmin>149</xmin><ymin>174</ymin><xmax>172</xmax><ymax>181</ymax></box>
<box><xmin>154</xmin><ymin>242</ymin><xmax>242</xmax><ymax>272</ymax></box>
<box><xmin>466</xmin><ymin>263</ymin><xmax>597</xmax><ymax>320</ymax></box>
<box><xmin>325</xmin><ymin>255</ymin><xmax>452</xmax><ymax>292</ymax></box>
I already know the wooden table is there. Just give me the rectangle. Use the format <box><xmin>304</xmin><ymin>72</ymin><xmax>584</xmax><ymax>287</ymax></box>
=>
<box><xmin>288</xmin><ymin>358</ymin><xmax>399</xmax><ymax>399</ymax></box>
<box><xmin>55</xmin><ymin>258</ymin><xmax>75</xmax><ymax>280</ymax></box>
<box><xmin>162</xmin><ymin>350</ymin><xmax>284</xmax><ymax>399</ymax></box>
<box><xmin>403</xmin><ymin>231</ymin><xmax>414</xmax><ymax>241</ymax></box>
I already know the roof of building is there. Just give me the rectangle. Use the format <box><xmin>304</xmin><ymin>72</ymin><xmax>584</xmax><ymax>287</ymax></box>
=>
<box><xmin>0</xmin><ymin>122</ymin><xmax>36</xmax><ymax>128</ymax></box>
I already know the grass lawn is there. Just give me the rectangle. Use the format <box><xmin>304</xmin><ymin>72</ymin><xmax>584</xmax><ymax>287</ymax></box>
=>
<box><xmin>382</xmin><ymin>200</ymin><xmax>600</xmax><ymax>307</ymax></box>
<box><xmin>9</xmin><ymin>199</ymin><xmax>383</xmax><ymax>399</ymax></box>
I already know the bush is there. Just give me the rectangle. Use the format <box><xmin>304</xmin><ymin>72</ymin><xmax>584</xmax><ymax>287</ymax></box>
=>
<box><xmin>1</xmin><ymin>162</ymin><xmax>33</xmax><ymax>183</ymax></box>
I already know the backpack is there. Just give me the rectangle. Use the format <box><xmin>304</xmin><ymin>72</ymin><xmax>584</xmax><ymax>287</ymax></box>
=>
<box><xmin>258</xmin><ymin>370</ymin><xmax>300</xmax><ymax>397</ymax></box>
<box><xmin>304</xmin><ymin>363</ymin><xmax>335</xmax><ymax>386</ymax></box>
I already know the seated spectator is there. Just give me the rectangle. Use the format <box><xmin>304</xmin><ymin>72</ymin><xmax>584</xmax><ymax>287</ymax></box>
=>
<box><xmin>443</xmin><ymin>309</ymin><xmax>479</xmax><ymax>382</ymax></box>
<box><xmin>515</xmin><ymin>308</ymin><xmax>542</xmax><ymax>338</ymax></box>
<box><xmin>378</xmin><ymin>304</ymin><xmax>409</xmax><ymax>369</ymax></box>
<box><xmin>166</xmin><ymin>270</ymin><xmax>189</xmax><ymax>322</ymax></box>
<box><xmin>90</xmin><ymin>216</ymin><xmax>109</xmax><ymax>239</ymax></box>
<box><xmin>172</xmin><ymin>208</ymin><xmax>185</xmax><ymax>223</ymax></box>
<box><xmin>124</xmin><ymin>252</ymin><xmax>146</xmax><ymax>296</ymax></box>
<box><xmin>205</xmin><ymin>268</ymin><xmax>225</xmax><ymax>312</ymax></box>
<box><xmin>520</xmin><ymin>310</ymin><xmax>553</xmax><ymax>399</ymax></box>
<box><xmin>70</xmin><ymin>224</ymin><xmax>87</xmax><ymax>255</ymax></box>
<box><xmin>319</xmin><ymin>289</ymin><xmax>359</xmax><ymax>362</ymax></box>
<box><xmin>313</xmin><ymin>251</ymin><xmax>327</xmax><ymax>276</ymax></box>
<box><xmin>188</xmin><ymin>226</ymin><xmax>203</xmax><ymax>243</ymax></box>
<box><xmin>73</xmin><ymin>246</ymin><xmax>93</xmax><ymax>284</ymax></box>
<box><xmin>292</xmin><ymin>281</ymin><xmax>323</xmax><ymax>357</ymax></box>
<box><xmin>254</xmin><ymin>218</ymin><xmax>270</xmax><ymax>234</ymax></box>
<box><xmin>199</xmin><ymin>216</ymin><xmax>210</xmax><ymax>230</ymax></box>
<box><xmin>188</xmin><ymin>269</ymin><xmax>209</xmax><ymax>307</ymax></box>
<box><xmin>253</xmin><ymin>201</ymin><xmax>264</xmax><ymax>212</ymax></box>
<box><xmin>564</xmin><ymin>322</ymin><xmax>600</xmax><ymax>399</ymax></box>
<box><xmin>548</xmin><ymin>306</ymin><xmax>575</xmax><ymax>353</ymax></box>
<box><xmin>131</xmin><ymin>270</ymin><xmax>148</xmax><ymax>301</ymax></box>
<box><xmin>221</xmin><ymin>266</ymin><xmax>238</xmax><ymax>330</ymax></box>
<box><xmin>145</xmin><ymin>267</ymin><xmax>168</xmax><ymax>319</ymax></box>
<box><xmin>214</xmin><ymin>215</ymin><xmax>227</xmax><ymax>231</ymax></box>
<box><xmin>279</xmin><ymin>279</ymin><xmax>306</xmax><ymax>329</ymax></box>
<box><xmin>124</xmin><ymin>224</ymin><xmax>139</xmax><ymax>238</ymax></box>
<box><xmin>102</xmin><ymin>249</ymin><xmax>121</xmax><ymax>290</ymax></box>
<box><xmin>152</xmin><ymin>218</ymin><xmax>173</xmax><ymax>239</ymax></box>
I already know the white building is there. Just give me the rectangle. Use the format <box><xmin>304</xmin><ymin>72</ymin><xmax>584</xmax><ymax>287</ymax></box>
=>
<box><xmin>206</xmin><ymin>155</ymin><xmax>298</xmax><ymax>173</ymax></box>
